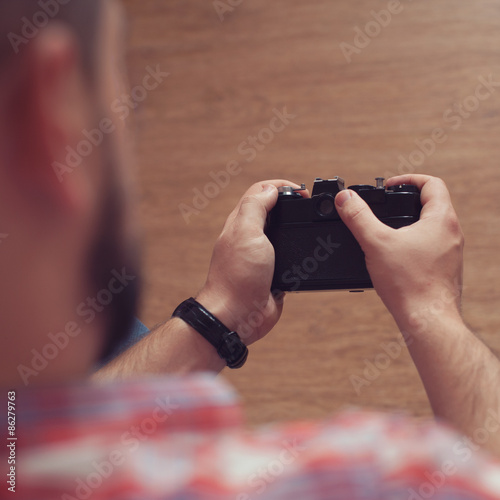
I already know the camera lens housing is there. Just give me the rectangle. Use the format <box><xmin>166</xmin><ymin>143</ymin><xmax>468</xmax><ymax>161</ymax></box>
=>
<box><xmin>314</xmin><ymin>193</ymin><xmax>336</xmax><ymax>218</ymax></box>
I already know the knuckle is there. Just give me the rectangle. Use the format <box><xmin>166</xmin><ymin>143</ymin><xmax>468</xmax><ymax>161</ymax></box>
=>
<box><xmin>240</xmin><ymin>194</ymin><xmax>257</xmax><ymax>206</ymax></box>
<box><xmin>346</xmin><ymin>202</ymin><xmax>391</xmax><ymax>251</ymax></box>
<box><xmin>240</xmin><ymin>194</ymin><xmax>267</xmax><ymax>216</ymax></box>
<box><xmin>445</xmin><ymin>210</ymin><xmax>462</xmax><ymax>235</ymax></box>
<box><xmin>346</xmin><ymin>200</ymin><xmax>368</xmax><ymax>222</ymax></box>
<box><xmin>215</xmin><ymin>230</ymin><xmax>232</xmax><ymax>251</ymax></box>
<box><xmin>248</xmin><ymin>181</ymin><xmax>272</xmax><ymax>194</ymax></box>
<box><xmin>435</xmin><ymin>177</ymin><xmax>452</xmax><ymax>197</ymax></box>
<box><xmin>434</xmin><ymin>177</ymin><xmax>446</xmax><ymax>187</ymax></box>
<box><xmin>443</xmin><ymin>211</ymin><xmax>465</xmax><ymax>250</ymax></box>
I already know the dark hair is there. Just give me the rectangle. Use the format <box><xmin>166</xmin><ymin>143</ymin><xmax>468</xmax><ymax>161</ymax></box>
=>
<box><xmin>0</xmin><ymin>0</ymin><xmax>102</xmax><ymax>85</ymax></box>
<box><xmin>0</xmin><ymin>1</ymin><xmax>139</xmax><ymax>363</ymax></box>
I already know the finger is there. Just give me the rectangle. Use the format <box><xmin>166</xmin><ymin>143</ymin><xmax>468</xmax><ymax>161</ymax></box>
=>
<box><xmin>238</xmin><ymin>179</ymin><xmax>309</xmax><ymax>202</ymax></box>
<box><xmin>224</xmin><ymin>179</ymin><xmax>309</xmax><ymax>230</ymax></box>
<box><xmin>335</xmin><ymin>189</ymin><xmax>391</xmax><ymax>251</ymax></box>
<box><xmin>234</xmin><ymin>184</ymin><xmax>280</xmax><ymax>234</ymax></box>
<box><xmin>387</xmin><ymin>175</ymin><xmax>454</xmax><ymax>221</ymax></box>
<box><xmin>386</xmin><ymin>174</ymin><xmax>435</xmax><ymax>189</ymax></box>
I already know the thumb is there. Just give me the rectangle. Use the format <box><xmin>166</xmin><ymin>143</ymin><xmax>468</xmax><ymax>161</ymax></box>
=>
<box><xmin>237</xmin><ymin>184</ymin><xmax>279</xmax><ymax>231</ymax></box>
<box><xmin>258</xmin><ymin>183</ymin><xmax>280</xmax><ymax>212</ymax></box>
<box><xmin>335</xmin><ymin>189</ymin><xmax>389</xmax><ymax>250</ymax></box>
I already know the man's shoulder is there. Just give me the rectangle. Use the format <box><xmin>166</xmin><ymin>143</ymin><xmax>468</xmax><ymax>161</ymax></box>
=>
<box><xmin>16</xmin><ymin>378</ymin><xmax>500</xmax><ymax>499</ymax></box>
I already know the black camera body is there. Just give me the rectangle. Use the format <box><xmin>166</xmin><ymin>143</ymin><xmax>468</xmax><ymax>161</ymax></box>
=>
<box><xmin>266</xmin><ymin>177</ymin><xmax>421</xmax><ymax>291</ymax></box>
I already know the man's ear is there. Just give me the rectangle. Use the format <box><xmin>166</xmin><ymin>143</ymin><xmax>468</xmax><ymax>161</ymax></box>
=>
<box><xmin>4</xmin><ymin>23</ymin><xmax>95</xmax><ymax>216</ymax></box>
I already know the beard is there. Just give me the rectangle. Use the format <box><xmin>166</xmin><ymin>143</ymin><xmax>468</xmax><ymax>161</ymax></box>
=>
<box><xmin>86</xmin><ymin>135</ymin><xmax>142</xmax><ymax>364</ymax></box>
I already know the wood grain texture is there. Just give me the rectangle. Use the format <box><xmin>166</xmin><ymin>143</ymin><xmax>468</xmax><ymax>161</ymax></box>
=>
<box><xmin>120</xmin><ymin>0</ymin><xmax>500</xmax><ymax>426</ymax></box>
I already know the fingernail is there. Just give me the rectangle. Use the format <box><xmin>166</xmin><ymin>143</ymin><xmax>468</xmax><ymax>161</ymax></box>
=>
<box><xmin>335</xmin><ymin>190</ymin><xmax>352</xmax><ymax>207</ymax></box>
<box><xmin>263</xmin><ymin>184</ymin><xmax>276</xmax><ymax>193</ymax></box>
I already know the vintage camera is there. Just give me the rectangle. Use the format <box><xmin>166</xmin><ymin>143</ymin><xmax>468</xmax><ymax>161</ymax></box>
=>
<box><xmin>266</xmin><ymin>177</ymin><xmax>421</xmax><ymax>291</ymax></box>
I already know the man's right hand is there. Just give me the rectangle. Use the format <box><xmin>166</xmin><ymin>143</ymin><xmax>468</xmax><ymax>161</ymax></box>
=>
<box><xmin>335</xmin><ymin>174</ymin><xmax>465</xmax><ymax>333</ymax></box>
<box><xmin>335</xmin><ymin>174</ymin><xmax>500</xmax><ymax>458</ymax></box>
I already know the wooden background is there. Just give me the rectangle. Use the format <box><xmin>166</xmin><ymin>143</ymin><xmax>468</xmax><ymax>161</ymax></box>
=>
<box><xmin>121</xmin><ymin>0</ymin><xmax>500</xmax><ymax>426</ymax></box>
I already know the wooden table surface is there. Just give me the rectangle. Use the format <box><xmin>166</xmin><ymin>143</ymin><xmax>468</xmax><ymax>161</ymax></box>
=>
<box><xmin>121</xmin><ymin>0</ymin><xmax>500</xmax><ymax>426</ymax></box>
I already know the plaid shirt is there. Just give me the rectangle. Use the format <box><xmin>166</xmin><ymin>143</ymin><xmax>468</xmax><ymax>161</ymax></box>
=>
<box><xmin>14</xmin><ymin>374</ymin><xmax>500</xmax><ymax>499</ymax></box>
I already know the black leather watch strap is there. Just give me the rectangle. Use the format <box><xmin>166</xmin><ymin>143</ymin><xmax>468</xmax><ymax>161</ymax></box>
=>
<box><xmin>172</xmin><ymin>298</ymin><xmax>248</xmax><ymax>369</ymax></box>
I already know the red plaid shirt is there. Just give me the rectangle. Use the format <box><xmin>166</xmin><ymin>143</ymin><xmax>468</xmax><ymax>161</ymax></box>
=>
<box><xmin>13</xmin><ymin>374</ymin><xmax>500</xmax><ymax>499</ymax></box>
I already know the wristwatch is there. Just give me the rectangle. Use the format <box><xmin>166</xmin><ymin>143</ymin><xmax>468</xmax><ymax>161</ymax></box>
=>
<box><xmin>172</xmin><ymin>298</ymin><xmax>248</xmax><ymax>369</ymax></box>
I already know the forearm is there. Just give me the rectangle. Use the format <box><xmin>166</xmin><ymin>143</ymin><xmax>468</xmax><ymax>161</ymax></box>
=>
<box><xmin>95</xmin><ymin>181</ymin><xmax>300</xmax><ymax>382</ymax></box>
<box><xmin>93</xmin><ymin>317</ymin><xmax>225</xmax><ymax>382</ymax></box>
<box><xmin>402</xmin><ymin>312</ymin><xmax>500</xmax><ymax>456</ymax></box>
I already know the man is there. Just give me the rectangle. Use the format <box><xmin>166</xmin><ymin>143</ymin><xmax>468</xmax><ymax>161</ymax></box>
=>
<box><xmin>1</xmin><ymin>1</ymin><xmax>499</xmax><ymax>498</ymax></box>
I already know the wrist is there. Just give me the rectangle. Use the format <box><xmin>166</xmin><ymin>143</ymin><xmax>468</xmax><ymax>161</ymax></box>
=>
<box><xmin>395</xmin><ymin>305</ymin><xmax>466</xmax><ymax>344</ymax></box>
<box><xmin>172</xmin><ymin>297</ymin><xmax>248</xmax><ymax>369</ymax></box>
<box><xmin>196</xmin><ymin>285</ymin><xmax>283</xmax><ymax>347</ymax></box>
<box><xmin>195</xmin><ymin>289</ymin><xmax>243</xmax><ymax>342</ymax></box>
<box><xmin>168</xmin><ymin>317</ymin><xmax>227</xmax><ymax>373</ymax></box>
<box><xmin>384</xmin><ymin>283</ymin><xmax>462</xmax><ymax>336</ymax></box>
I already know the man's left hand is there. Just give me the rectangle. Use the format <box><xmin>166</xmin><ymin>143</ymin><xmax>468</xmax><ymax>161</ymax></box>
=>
<box><xmin>197</xmin><ymin>179</ymin><xmax>308</xmax><ymax>346</ymax></box>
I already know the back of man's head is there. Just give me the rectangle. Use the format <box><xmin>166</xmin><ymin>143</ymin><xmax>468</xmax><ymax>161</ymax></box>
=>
<box><xmin>0</xmin><ymin>0</ymin><xmax>141</xmax><ymax>388</ymax></box>
<box><xmin>0</xmin><ymin>1</ymin><xmax>101</xmax><ymax>84</ymax></box>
